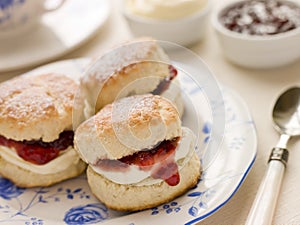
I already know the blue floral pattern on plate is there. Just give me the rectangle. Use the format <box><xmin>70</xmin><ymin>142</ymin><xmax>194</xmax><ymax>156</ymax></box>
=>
<box><xmin>0</xmin><ymin>0</ymin><xmax>25</xmax><ymax>24</ymax></box>
<box><xmin>64</xmin><ymin>203</ymin><xmax>108</xmax><ymax>225</ymax></box>
<box><xmin>0</xmin><ymin>59</ymin><xmax>257</xmax><ymax>225</ymax></box>
<box><xmin>0</xmin><ymin>0</ymin><xmax>15</xmax><ymax>10</ymax></box>
<box><xmin>0</xmin><ymin>177</ymin><xmax>25</xmax><ymax>200</ymax></box>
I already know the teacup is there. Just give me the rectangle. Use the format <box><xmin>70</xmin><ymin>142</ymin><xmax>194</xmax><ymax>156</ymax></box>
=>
<box><xmin>0</xmin><ymin>0</ymin><xmax>66</xmax><ymax>38</ymax></box>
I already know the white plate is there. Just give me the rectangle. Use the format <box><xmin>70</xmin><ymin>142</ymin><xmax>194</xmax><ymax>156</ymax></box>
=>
<box><xmin>0</xmin><ymin>0</ymin><xmax>110</xmax><ymax>72</ymax></box>
<box><xmin>0</xmin><ymin>58</ymin><xmax>257</xmax><ymax>225</ymax></box>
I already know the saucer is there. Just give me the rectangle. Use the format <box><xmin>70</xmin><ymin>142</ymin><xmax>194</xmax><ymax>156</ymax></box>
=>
<box><xmin>0</xmin><ymin>0</ymin><xmax>110</xmax><ymax>72</ymax></box>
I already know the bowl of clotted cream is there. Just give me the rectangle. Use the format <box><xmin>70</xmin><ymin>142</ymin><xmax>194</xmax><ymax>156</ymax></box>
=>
<box><xmin>123</xmin><ymin>0</ymin><xmax>211</xmax><ymax>47</ymax></box>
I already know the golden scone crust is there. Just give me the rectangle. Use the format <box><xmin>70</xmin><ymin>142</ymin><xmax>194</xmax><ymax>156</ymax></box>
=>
<box><xmin>0</xmin><ymin>152</ymin><xmax>86</xmax><ymax>188</ymax></box>
<box><xmin>74</xmin><ymin>94</ymin><xmax>182</xmax><ymax>163</ymax></box>
<box><xmin>0</xmin><ymin>73</ymin><xmax>78</xmax><ymax>142</ymax></box>
<box><xmin>80</xmin><ymin>37</ymin><xmax>171</xmax><ymax>113</ymax></box>
<box><xmin>87</xmin><ymin>152</ymin><xmax>201</xmax><ymax>211</ymax></box>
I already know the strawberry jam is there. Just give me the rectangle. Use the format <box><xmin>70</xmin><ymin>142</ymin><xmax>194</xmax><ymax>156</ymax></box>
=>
<box><xmin>95</xmin><ymin>138</ymin><xmax>180</xmax><ymax>186</ymax></box>
<box><xmin>0</xmin><ymin>131</ymin><xmax>74</xmax><ymax>165</ymax></box>
<box><xmin>151</xmin><ymin>65</ymin><xmax>178</xmax><ymax>95</ymax></box>
<box><xmin>221</xmin><ymin>0</ymin><xmax>300</xmax><ymax>35</ymax></box>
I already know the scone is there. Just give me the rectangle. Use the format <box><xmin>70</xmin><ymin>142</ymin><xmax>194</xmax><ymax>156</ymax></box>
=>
<box><xmin>0</xmin><ymin>74</ymin><xmax>86</xmax><ymax>187</ymax></box>
<box><xmin>74</xmin><ymin>94</ymin><xmax>201</xmax><ymax>211</ymax></box>
<box><xmin>78</xmin><ymin>37</ymin><xmax>183</xmax><ymax>122</ymax></box>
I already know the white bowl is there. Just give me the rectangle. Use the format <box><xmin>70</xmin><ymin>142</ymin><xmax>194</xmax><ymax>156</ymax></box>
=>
<box><xmin>211</xmin><ymin>0</ymin><xmax>300</xmax><ymax>69</ymax></box>
<box><xmin>123</xmin><ymin>1</ymin><xmax>211</xmax><ymax>47</ymax></box>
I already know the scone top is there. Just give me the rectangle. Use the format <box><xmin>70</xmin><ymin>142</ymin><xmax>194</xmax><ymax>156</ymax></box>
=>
<box><xmin>0</xmin><ymin>73</ymin><xmax>78</xmax><ymax>142</ymax></box>
<box><xmin>74</xmin><ymin>94</ymin><xmax>182</xmax><ymax>164</ymax></box>
<box><xmin>80</xmin><ymin>37</ymin><xmax>171</xmax><ymax>114</ymax></box>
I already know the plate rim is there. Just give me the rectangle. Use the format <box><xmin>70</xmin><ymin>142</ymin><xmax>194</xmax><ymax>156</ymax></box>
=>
<box><xmin>185</xmin><ymin>87</ymin><xmax>257</xmax><ymax>224</ymax></box>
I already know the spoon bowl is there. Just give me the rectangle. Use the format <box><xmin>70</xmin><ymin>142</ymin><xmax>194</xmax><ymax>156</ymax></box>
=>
<box><xmin>273</xmin><ymin>87</ymin><xmax>300</xmax><ymax>136</ymax></box>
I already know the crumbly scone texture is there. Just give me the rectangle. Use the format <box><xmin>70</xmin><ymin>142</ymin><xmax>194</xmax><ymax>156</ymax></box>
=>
<box><xmin>74</xmin><ymin>94</ymin><xmax>182</xmax><ymax>162</ymax></box>
<box><xmin>87</xmin><ymin>152</ymin><xmax>201</xmax><ymax>211</ymax></box>
<box><xmin>0</xmin><ymin>73</ymin><xmax>78</xmax><ymax>142</ymax></box>
<box><xmin>0</xmin><ymin>152</ymin><xmax>86</xmax><ymax>188</ymax></box>
<box><xmin>80</xmin><ymin>37</ymin><xmax>171</xmax><ymax>113</ymax></box>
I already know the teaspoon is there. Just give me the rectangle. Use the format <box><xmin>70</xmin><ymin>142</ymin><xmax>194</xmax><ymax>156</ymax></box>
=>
<box><xmin>246</xmin><ymin>87</ymin><xmax>300</xmax><ymax>225</ymax></box>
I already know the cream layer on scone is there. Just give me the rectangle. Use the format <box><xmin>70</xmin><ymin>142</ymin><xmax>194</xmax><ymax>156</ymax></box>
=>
<box><xmin>0</xmin><ymin>146</ymin><xmax>81</xmax><ymax>175</ymax></box>
<box><xmin>91</xmin><ymin>127</ymin><xmax>195</xmax><ymax>185</ymax></box>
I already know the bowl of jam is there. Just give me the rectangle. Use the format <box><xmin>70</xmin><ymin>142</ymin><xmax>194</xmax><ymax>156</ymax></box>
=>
<box><xmin>212</xmin><ymin>0</ymin><xmax>300</xmax><ymax>69</ymax></box>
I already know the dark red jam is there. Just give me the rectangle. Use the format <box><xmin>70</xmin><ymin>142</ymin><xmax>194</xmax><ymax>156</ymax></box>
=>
<box><xmin>95</xmin><ymin>138</ymin><xmax>180</xmax><ymax>186</ymax></box>
<box><xmin>220</xmin><ymin>0</ymin><xmax>300</xmax><ymax>35</ymax></box>
<box><xmin>0</xmin><ymin>131</ymin><xmax>74</xmax><ymax>165</ymax></box>
<box><xmin>151</xmin><ymin>65</ymin><xmax>178</xmax><ymax>95</ymax></box>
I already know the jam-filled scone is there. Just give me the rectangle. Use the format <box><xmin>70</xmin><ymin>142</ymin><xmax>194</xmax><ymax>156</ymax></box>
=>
<box><xmin>79</xmin><ymin>37</ymin><xmax>183</xmax><ymax>120</ymax></box>
<box><xmin>74</xmin><ymin>94</ymin><xmax>200</xmax><ymax>211</ymax></box>
<box><xmin>0</xmin><ymin>73</ymin><xmax>86</xmax><ymax>187</ymax></box>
